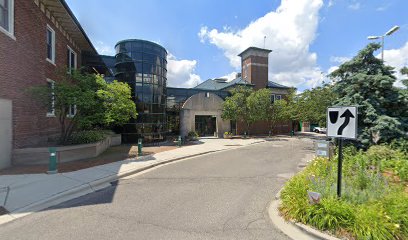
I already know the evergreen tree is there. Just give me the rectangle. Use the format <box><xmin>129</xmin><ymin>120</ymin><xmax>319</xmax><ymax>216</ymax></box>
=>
<box><xmin>329</xmin><ymin>43</ymin><xmax>408</xmax><ymax>146</ymax></box>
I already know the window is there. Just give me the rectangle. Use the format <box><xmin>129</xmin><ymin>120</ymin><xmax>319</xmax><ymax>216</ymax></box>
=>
<box><xmin>46</xmin><ymin>79</ymin><xmax>55</xmax><ymax>117</ymax></box>
<box><xmin>67</xmin><ymin>46</ymin><xmax>77</xmax><ymax>73</ymax></box>
<box><xmin>276</xmin><ymin>95</ymin><xmax>282</xmax><ymax>101</ymax></box>
<box><xmin>0</xmin><ymin>0</ymin><xmax>13</xmax><ymax>38</ymax></box>
<box><xmin>67</xmin><ymin>104</ymin><xmax>77</xmax><ymax>118</ymax></box>
<box><xmin>205</xmin><ymin>92</ymin><xmax>210</xmax><ymax>98</ymax></box>
<box><xmin>271</xmin><ymin>94</ymin><xmax>275</xmax><ymax>103</ymax></box>
<box><xmin>46</xmin><ymin>25</ymin><xmax>55</xmax><ymax>64</ymax></box>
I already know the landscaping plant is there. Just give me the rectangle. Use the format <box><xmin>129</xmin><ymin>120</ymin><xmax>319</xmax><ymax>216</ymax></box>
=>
<box><xmin>280</xmin><ymin>144</ymin><xmax>408</xmax><ymax>240</ymax></box>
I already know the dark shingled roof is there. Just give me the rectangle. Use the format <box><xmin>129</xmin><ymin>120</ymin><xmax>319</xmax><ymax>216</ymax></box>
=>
<box><xmin>267</xmin><ymin>81</ymin><xmax>291</xmax><ymax>89</ymax></box>
<box><xmin>194</xmin><ymin>77</ymin><xmax>253</xmax><ymax>90</ymax></box>
<box><xmin>238</xmin><ymin>47</ymin><xmax>272</xmax><ymax>56</ymax></box>
<box><xmin>194</xmin><ymin>77</ymin><xmax>291</xmax><ymax>90</ymax></box>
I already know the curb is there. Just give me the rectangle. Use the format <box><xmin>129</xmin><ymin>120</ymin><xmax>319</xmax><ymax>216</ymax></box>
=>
<box><xmin>268</xmin><ymin>151</ymin><xmax>343</xmax><ymax>240</ymax></box>
<box><xmin>269</xmin><ymin>199</ymin><xmax>342</xmax><ymax>240</ymax></box>
<box><xmin>0</xmin><ymin>140</ymin><xmax>267</xmax><ymax>226</ymax></box>
<box><xmin>269</xmin><ymin>186</ymin><xmax>342</xmax><ymax>240</ymax></box>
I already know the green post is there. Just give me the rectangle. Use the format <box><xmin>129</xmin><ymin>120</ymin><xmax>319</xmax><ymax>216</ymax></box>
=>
<box><xmin>138</xmin><ymin>138</ymin><xmax>142</xmax><ymax>156</ymax></box>
<box><xmin>268</xmin><ymin>130</ymin><xmax>271</xmax><ymax>138</ymax></box>
<box><xmin>177</xmin><ymin>136</ymin><xmax>182</xmax><ymax>147</ymax></box>
<box><xmin>291</xmin><ymin>130</ymin><xmax>294</xmax><ymax>137</ymax></box>
<box><xmin>244</xmin><ymin>131</ymin><xmax>247</xmax><ymax>139</ymax></box>
<box><xmin>47</xmin><ymin>147</ymin><xmax>58</xmax><ymax>174</ymax></box>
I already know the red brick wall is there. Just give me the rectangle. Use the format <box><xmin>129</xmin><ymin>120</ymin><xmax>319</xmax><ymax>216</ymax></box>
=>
<box><xmin>241</xmin><ymin>56</ymin><xmax>269</xmax><ymax>90</ymax></box>
<box><xmin>0</xmin><ymin>0</ymin><xmax>82</xmax><ymax>148</ymax></box>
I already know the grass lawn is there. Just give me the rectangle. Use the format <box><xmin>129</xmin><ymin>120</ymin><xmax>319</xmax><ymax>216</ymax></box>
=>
<box><xmin>279</xmin><ymin>143</ymin><xmax>408</xmax><ymax>240</ymax></box>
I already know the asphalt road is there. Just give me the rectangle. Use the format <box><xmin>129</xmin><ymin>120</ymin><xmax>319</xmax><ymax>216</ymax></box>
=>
<box><xmin>0</xmin><ymin>137</ymin><xmax>314</xmax><ymax>240</ymax></box>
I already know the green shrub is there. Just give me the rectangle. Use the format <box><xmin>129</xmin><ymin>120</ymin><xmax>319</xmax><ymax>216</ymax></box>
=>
<box><xmin>352</xmin><ymin>203</ymin><xmax>396</xmax><ymax>240</ymax></box>
<box><xmin>68</xmin><ymin>130</ymin><xmax>106</xmax><ymax>145</ymax></box>
<box><xmin>305</xmin><ymin>196</ymin><xmax>354</xmax><ymax>231</ymax></box>
<box><xmin>389</xmin><ymin>138</ymin><xmax>408</xmax><ymax>155</ymax></box>
<box><xmin>280</xmin><ymin>143</ymin><xmax>408</xmax><ymax>240</ymax></box>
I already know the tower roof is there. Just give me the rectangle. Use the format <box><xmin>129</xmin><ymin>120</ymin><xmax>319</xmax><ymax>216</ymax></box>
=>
<box><xmin>238</xmin><ymin>47</ymin><xmax>272</xmax><ymax>57</ymax></box>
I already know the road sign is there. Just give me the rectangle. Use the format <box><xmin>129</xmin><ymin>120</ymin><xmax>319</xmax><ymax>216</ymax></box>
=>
<box><xmin>327</xmin><ymin>106</ymin><xmax>357</xmax><ymax>139</ymax></box>
<box><xmin>315</xmin><ymin>140</ymin><xmax>330</xmax><ymax>158</ymax></box>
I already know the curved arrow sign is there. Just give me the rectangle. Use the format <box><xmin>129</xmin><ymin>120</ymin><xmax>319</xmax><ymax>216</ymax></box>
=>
<box><xmin>327</xmin><ymin>106</ymin><xmax>358</xmax><ymax>139</ymax></box>
<box><xmin>337</xmin><ymin>109</ymin><xmax>355</xmax><ymax>135</ymax></box>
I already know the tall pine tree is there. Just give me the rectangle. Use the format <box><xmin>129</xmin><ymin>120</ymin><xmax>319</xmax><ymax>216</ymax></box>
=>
<box><xmin>329</xmin><ymin>43</ymin><xmax>408</xmax><ymax>147</ymax></box>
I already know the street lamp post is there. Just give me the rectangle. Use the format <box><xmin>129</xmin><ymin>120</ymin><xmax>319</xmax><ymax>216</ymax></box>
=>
<box><xmin>367</xmin><ymin>25</ymin><xmax>399</xmax><ymax>61</ymax></box>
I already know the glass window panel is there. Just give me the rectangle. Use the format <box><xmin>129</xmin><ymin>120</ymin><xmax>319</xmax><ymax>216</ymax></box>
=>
<box><xmin>143</xmin><ymin>63</ymin><xmax>153</xmax><ymax>74</ymax></box>
<box><xmin>134</xmin><ymin>62</ymin><xmax>142</xmax><ymax>73</ymax></box>
<box><xmin>135</xmin><ymin>73</ymin><xmax>143</xmax><ymax>82</ymax></box>
<box><xmin>71</xmin><ymin>51</ymin><xmax>75</xmax><ymax>68</ymax></box>
<box><xmin>143</xmin><ymin>53</ymin><xmax>155</xmax><ymax>63</ymax></box>
<box><xmin>131</xmin><ymin>42</ymin><xmax>142</xmax><ymax>51</ymax></box>
<box><xmin>143</xmin><ymin>42</ymin><xmax>153</xmax><ymax>49</ymax></box>
<box><xmin>131</xmin><ymin>52</ymin><xmax>142</xmax><ymax>61</ymax></box>
<box><xmin>119</xmin><ymin>43</ymin><xmax>127</xmax><ymax>53</ymax></box>
<box><xmin>0</xmin><ymin>0</ymin><xmax>7</xmax><ymax>30</ymax></box>
<box><xmin>143</xmin><ymin>74</ymin><xmax>152</xmax><ymax>84</ymax></box>
<box><xmin>152</xmin><ymin>75</ymin><xmax>158</xmax><ymax>85</ymax></box>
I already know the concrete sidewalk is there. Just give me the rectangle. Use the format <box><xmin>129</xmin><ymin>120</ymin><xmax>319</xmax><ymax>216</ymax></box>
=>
<box><xmin>0</xmin><ymin>138</ymin><xmax>266</xmax><ymax>224</ymax></box>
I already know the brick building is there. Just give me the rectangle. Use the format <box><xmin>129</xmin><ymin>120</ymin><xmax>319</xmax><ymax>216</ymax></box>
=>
<box><xmin>0</xmin><ymin>0</ymin><xmax>294</xmax><ymax>169</ymax></box>
<box><xmin>0</xmin><ymin>0</ymin><xmax>98</xmax><ymax>168</ymax></box>
<box><xmin>187</xmin><ymin>47</ymin><xmax>293</xmax><ymax>136</ymax></box>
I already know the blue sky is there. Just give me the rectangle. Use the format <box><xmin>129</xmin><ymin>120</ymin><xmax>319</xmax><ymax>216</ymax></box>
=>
<box><xmin>66</xmin><ymin>0</ymin><xmax>408</xmax><ymax>91</ymax></box>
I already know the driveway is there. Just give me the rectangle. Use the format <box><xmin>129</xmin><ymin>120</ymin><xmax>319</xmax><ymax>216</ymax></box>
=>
<box><xmin>0</xmin><ymin>137</ymin><xmax>314</xmax><ymax>240</ymax></box>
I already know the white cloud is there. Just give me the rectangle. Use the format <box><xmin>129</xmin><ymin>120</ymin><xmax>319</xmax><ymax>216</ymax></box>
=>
<box><xmin>376</xmin><ymin>3</ymin><xmax>391</xmax><ymax>11</ymax></box>
<box><xmin>348</xmin><ymin>2</ymin><xmax>360</xmax><ymax>10</ymax></box>
<box><xmin>219</xmin><ymin>71</ymin><xmax>238</xmax><ymax>81</ymax></box>
<box><xmin>328</xmin><ymin>0</ymin><xmax>335</xmax><ymax>7</ymax></box>
<box><xmin>382</xmin><ymin>41</ymin><xmax>408</xmax><ymax>87</ymax></box>
<box><xmin>198</xmin><ymin>0</ymin><xmax>324</xmax><ymax>90</ymax></box>
<box><xmin>167</xmin><ymin>53</ymin><xmax>202</xmax><ymax>88</ymax></box>
<box><xmin>94</xmin><ymin>41</ymin><xmax>115</xmax><ymax>56</ymax></box>
<box><xmin>330</xmin><ymin>56</ymin><xmax>350</xmax><ymax>64</ymax></box>
<box><xmin>327</xmin><ymin>66</ymin><xmax>339</xmax><ymax>74</ymax></box>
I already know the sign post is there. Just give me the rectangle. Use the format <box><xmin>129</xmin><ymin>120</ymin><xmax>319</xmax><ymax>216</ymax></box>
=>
<box><xmin>327</xmin><ymin>106</ymin><xmax>357</xmax><ymax>197</ymax></box>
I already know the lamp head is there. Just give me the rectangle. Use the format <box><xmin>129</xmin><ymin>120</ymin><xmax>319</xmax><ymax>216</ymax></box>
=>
<box><xmin>367</xmin><ymin>36</ymin><xmax>381</xmax><ymax>40</ymax></box>
<box><xmin>385</xmin><ymin>25</ymin><xmax>400</xmax><ymax>36</ymax></box>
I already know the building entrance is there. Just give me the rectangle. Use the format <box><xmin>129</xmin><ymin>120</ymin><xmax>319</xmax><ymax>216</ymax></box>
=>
<box><xmin>195</xmin><ymin>116</ymin><xmax>216</xmax><ymax>136</ymax></box>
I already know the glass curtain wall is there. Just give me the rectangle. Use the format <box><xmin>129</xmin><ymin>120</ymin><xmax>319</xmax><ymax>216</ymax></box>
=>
<box><xmin>114</xmin><ymin>40</ymin><xmax>167</xmax><ymax>142</ymax></box>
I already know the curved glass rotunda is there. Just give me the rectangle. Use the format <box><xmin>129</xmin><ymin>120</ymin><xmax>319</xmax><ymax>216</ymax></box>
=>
<box><xmin>114</xmin><ymin>39</ymin><xmax>167</xmax><ymax>142</ymax></box>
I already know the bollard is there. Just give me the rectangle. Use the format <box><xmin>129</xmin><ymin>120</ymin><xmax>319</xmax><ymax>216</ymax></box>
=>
<box><xmin>47</xmin><ymin>147</ymin><xmax>58</xmax><ymax>174</ymax></box>
<box><xmin>177</xmin><ymin>136</ymin><xmax>182</xmax><ymax>147</ymax></box>
<box><xmin>290</xmin><ymin>130</ymin><xmax>294</xmax><ymax>137</ymax></box>
<box><xmin>268</xmin><ymin>130</ymin><xmax>271</xmax><ymax>138</ymax></box>
<box><xmin>138</xmin><ymin>138</ymin><xmax>143</xmax><ymax>156</ymax></box>
<box><xmin>244</xmin><ymin>132</ymin><xmax>247</xmax><ymax>139</ymax></box>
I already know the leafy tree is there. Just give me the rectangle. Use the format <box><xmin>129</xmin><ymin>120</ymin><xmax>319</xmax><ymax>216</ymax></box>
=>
<box><xmin>329</xmin><ymin>43</ymin><xmax>408</xmax><ymax>146</ymax></box>
<box><xmin>247</xmin><ymin>88</ymin><xmax>270</xmax><ymax>123</ymax></box>
<box><xmin>293</xmin><ymin>85</ymin><xmax>336</xmax><ymax>127</ymax></box>
<box><xmin>30</xmin><ymin>70</ymin><xmax>137</xmax><ymax>144</ymax></box>
<box><xmin>221</xmin><ymin>86</ymin><xmax>254</xmax><ymax>134</ymax></box>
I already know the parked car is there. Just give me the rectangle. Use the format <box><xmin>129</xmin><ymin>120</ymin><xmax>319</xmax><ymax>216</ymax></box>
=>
<box><xmin>313</xmin><ymin>127</ymin><xmax>327</xmax><ymax>133</ymax></box>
